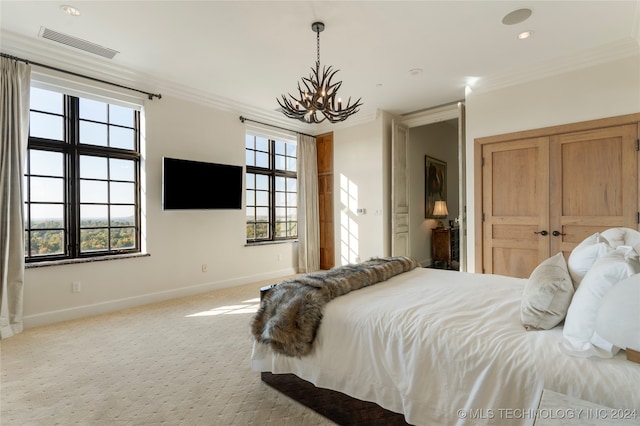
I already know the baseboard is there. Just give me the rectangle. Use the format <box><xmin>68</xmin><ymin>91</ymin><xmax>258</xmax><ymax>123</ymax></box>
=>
<box><xmin>23</xmin><ymin>267</ymin><xmax>296</xmax><ymax>329</ymax></box>
<box><xmin>420</xmin><ymin>257</ymin><xmax>433</xmax><ymax>267</ymax></box>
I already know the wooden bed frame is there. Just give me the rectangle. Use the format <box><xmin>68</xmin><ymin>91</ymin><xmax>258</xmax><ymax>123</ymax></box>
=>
<box><xmin>261</xmin><ymin>372</ymin><xmax>409</xmax><ymax>425</ymax></box>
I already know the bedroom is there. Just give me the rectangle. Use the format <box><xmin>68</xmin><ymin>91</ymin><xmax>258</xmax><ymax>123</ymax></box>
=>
<box><xmin>1</xmin><ymin>0</ymin><xmax>636</xmax><ymax>328</ymax></box>
<box><xmin>1</xmin><ymin>1</ymin><xmax>639</xmax><ymax>424</ymax></box>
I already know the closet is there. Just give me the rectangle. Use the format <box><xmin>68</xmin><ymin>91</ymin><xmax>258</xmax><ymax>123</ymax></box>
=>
<box><xmin>476</xmin><ymin>114</ymin><xmax>639</xmax><ymax>278</ymax></box>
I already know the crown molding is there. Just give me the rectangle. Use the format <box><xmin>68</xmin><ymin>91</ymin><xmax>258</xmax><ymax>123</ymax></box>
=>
<box><xmin>4</xmin><ymin>30</ymin><xmax>636</xmax><ymax>134</ymax></box>
<box><xmin>159</xmin><ymin>81</ymin><xmax>378</xmax><ymax>135</ymax></box>
<box><xmin>2</xmin><ymin>31</ymin><xmax>147</xmax><ymax>90</ymax></box>
<box><xmin>472</xmin><ymin>38</ymin><xmax>640</xmax><ymax>95</ymax></box>
<box><xmin>1</xmin><ymin>31</ymin><xmax>377</xmax><ymax>136</ymax></box>
<box><xmin>401</xmin><ymin>102</ymin><xmax>462</xmax><ymax>128</ymax></box>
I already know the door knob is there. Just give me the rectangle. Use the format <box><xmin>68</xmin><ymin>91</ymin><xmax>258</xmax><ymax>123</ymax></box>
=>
<box><xmin>552</xmin><ymin>230</ymin><xmax>566</xmax><ymax>237</ymax></box>
<box><xmin>534</xmin><ymin>230</ymin><xmax>548</xmax><ymax>236</ymax></box>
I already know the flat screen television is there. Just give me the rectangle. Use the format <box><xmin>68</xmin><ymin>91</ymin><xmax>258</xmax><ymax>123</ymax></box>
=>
<box><xmin>162</xmin><ymin>157</ymin><xmax>243</xmax><ymax>210</ymax></box>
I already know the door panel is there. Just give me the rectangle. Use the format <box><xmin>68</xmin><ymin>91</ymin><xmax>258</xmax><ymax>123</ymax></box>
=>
<box><xmin>482</xmin><ymin>137</ymin><xmax>549</xmax><ymax>277</ymax></box>
<box><xmin>491</xmin><ymin>246</ymin><xmax>540</xmax><ymax>279</ymax></box>
<box><xmin>392</xmin><ymin>120</ymin><xmax>410</xmax><ymax>256</ymax></box>
<box><xmin>549</xmin><ymin>124</ymin><xmax>639</xmax><ymax>257</ymax></box>
<box><xmin>457</xmin><ymin>103</ymin><xmax>467</xmax><ymax>271</ymax></box>
<box><xmin>477</xmin><ymin>115</ymin><xmax>640</xmax><ymax>278</ymax></box>
<box><xmin>482</xmin><ymin>124</ymin><xmax>639</xmax><ymax>276</ymax></box>
<box><xmin>316</xmin><ymin>133</ymin><xmax>335</xmax><ymax>270</ymax></box>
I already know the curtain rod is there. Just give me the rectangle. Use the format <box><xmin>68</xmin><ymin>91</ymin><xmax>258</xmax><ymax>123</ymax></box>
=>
<box><xmin>239</xmin><ymin>116</ymin><xmax>315</xmax><ymax>138</ymax></box>
<box><xmin>1</xmin><ymin>52</ymin><xmax>162</xmax><ymax>100</ymax></box>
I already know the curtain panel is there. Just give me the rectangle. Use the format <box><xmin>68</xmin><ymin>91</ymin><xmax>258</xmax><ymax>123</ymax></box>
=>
<box><xmin>296</xmin><ymin>134</ymin><xmax>320</xmax><ymax>273</ymax></box>
<box><xmin>0</xmin><ymin>57</ymin><xmax>30</xmax><ymax>339</ymax></box>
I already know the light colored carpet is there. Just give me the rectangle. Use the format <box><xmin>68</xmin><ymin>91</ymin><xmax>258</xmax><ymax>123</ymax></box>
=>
<box><xmin>1</xmin><ymin>278</ymin><xmax>336</xmax><ymax>425</ymax></box>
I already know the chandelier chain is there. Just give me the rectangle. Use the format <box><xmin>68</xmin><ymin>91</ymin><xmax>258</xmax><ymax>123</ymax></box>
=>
<box><xmin>317</xmin><ymin>29</ymin><xmax>320</xmax><ymax>64</ymax></box>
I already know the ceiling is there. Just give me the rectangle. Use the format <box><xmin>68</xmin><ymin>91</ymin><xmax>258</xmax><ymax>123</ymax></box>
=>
<box><xmin>1</xmin><ymin>1</ymin><xmax>639</xmax><ymax>132</ymax></box>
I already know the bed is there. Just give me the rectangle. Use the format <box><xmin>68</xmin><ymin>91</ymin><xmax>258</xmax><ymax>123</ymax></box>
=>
<box><xmin>251</xmin><ymin>230</ymin><xmax>640</xmax><ymax>426</ymax></box>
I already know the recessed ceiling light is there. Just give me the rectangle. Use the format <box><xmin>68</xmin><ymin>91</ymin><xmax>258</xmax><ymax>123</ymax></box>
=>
<box><xmin>502</xmin><ymin>8</ymin><xmax>532</xmax><ymax>25</ymax></box>
<box><xmin>517</xmin><ymin>31</ymin><xmax>533</xmax><ymax>40</ymax></box>
<box><xmin>60</xmin><ymin>5</ymin><xmax>80</xmax><ymax>16</ymax></box>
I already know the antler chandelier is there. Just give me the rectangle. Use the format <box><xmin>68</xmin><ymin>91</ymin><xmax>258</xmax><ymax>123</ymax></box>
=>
<box><xmin>277</xmin><ymin>22</ymin><xmax>362</xmax><ymax>124</ymax></box>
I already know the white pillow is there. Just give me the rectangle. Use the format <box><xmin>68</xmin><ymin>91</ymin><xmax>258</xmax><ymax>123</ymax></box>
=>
<box><xmin>562</xmin><ymin>247</ymin><xmax>640</xmax><ymax>358</ymax></box>
<box><xmin>567</xmin><ymin>233</ymin><xmax>612</xmax><ymax>289</ymax></box>
<box><xmin>601</xmin><ymin>227</ymin><xmax>640</xmax><ymax>256</ymax></box>
<box><xmin>595</xmin><ymin>274</ymin><xmax>640</xmax><ymax>352</ymax></box>
<box><xmin>521</xmin><ymin>253</ymin><xmax>574</xmax><ymax>331</ymax></box>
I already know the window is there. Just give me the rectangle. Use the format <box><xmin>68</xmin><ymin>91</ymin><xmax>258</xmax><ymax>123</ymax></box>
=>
<box><xmin>24</xmin><ymin>86</ymin><xmax>141</xmax><ymax>262</ymax></box>
<box><xmin>245</xmin><ymin>133</ymin><xmax>297</xmax><ymax>242</ymax></box>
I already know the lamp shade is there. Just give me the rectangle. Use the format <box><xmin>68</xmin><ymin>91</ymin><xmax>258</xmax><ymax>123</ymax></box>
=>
<box><xmin>432</xmin><ymin>201</ymin><xmax>448</xmax><ymax>218</ymax></box>
<box><xmin>595</xmin><ymin>274</ymin><xmax>640</xmax><ymax>352</ymax></box>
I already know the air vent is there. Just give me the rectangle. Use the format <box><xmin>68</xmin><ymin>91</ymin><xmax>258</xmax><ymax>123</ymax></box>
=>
<box><xmin>38</xmin><ymin>27</ymin><xmax>119</xmax><ymax>59</ymax></box>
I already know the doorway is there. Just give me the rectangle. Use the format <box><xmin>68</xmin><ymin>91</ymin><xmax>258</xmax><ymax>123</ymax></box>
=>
<box><xmin>395</xmin><ymin>102</ymin><xmax>466</xmax><ymax>270</ymax></box>
<box><xmin>408</xmin><ymin>119</ymin><xmax>459</xmax><ymax>266</ymax></box>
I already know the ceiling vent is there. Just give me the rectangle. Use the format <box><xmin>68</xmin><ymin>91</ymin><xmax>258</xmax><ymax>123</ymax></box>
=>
<box><xmin>38</xmin><ymin>27</ymin><xmax>119</xmax><ymax>59</ymax></box>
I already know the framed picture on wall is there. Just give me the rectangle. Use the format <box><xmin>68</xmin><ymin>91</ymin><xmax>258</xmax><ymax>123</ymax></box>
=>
<box><xmin>425</xmin><ymin>155</ymin><xmax>447</xmax><ymax>218</ymax></box>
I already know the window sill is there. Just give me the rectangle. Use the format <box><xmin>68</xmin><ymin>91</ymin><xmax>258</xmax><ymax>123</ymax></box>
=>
<box><xmin>25</xmin><ymin>252</ymin><xmax>150</xmax><ymax>269</ymax></box>
<box><xmin>245</xmin><ymin>239</ymin><xmax>298</xmax><ymax>247</ymax></box>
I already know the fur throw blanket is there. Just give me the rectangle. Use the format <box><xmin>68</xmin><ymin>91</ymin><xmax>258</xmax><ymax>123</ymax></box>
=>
<box><xmin>251</xmin><ymin>256</ymin><xmax>420</xmax><ymax>357</ymax></box>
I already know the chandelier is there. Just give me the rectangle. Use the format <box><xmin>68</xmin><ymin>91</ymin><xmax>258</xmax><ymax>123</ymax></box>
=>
<box><xmin>277</xmin><ymin>22</ymin><xmax>362</xmax><ymax>124</ymax></box>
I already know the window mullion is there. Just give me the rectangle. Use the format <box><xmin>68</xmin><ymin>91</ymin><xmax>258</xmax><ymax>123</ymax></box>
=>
<box><xmin>269</xmin><ymin>139</ymin><xmax>275</xmax><ymax>241</ymax></box>
<box><xmin>67</xmin><ymin>95</ymin><xmax>80</xmax><ymax>258</ymax></box>
<box><xmin>134</xmin><ymin>110</ymin><xmax>141</xmax><ymax>251</ymax></box>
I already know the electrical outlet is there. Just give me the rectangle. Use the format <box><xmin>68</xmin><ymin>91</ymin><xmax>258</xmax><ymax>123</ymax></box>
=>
<box><xmin>201</xmin><ymin>264</ymin><xmax>208</xmax><ymax>272</ymax></box>
<box><xmin>277</xmin><ymin>254</ymin><xmax>282</xmax><ymax>261</ymax></box>
<box><xmin>71</xmin><ymin>281</ymin><xmax>81</xmax><ymax>293</ymax></box>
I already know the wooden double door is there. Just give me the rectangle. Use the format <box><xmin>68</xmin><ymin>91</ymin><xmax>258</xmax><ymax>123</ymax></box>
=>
<box><xmin>478</xmin><ymin>115</ymin><xmax>639</xmax><ymax>278</ymax></box>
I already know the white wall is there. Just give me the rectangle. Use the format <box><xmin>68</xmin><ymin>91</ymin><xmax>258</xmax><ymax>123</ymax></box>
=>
<box><xmin>465</xmin><ymin>55</ymin><xmax>640</xmax><ymax>272</ymax></box>
<box><xmin>408</xmin><ymin>122</ymin><xmax>458</xmax><ymax>266</ymax></box>
<box><xmin>24</xmin><ymin>94</ymin><xmax>297</xmax><ymax>328</ymax></box>
<box><xmin>23</xmin><ymin>55</ymin><xmax>640</xmax><ymax>326</ymax></box>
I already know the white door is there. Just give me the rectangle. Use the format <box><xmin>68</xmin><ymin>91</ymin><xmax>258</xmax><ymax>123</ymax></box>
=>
<box><xmin>392</xmin><ymin>120</ymin><xmax>410</xmax><ymax>256</ymax></box>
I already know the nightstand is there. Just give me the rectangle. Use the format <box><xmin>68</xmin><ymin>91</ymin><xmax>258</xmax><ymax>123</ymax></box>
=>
<box><xmin>431</xmin><ymin>227</ymin><xmax>459</xmax><ymax>270</ymax></box>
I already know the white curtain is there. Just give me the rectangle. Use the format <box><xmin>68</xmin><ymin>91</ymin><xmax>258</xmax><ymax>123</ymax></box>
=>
<box><xmin>0</xmin><ymin>57</ymin><xmax>30</xmax><ymax>339</ymax></box>
<box><xmin>297</xmin><ymin>134</ymin><xmax>320</xmax><ymax>273</ymax></box>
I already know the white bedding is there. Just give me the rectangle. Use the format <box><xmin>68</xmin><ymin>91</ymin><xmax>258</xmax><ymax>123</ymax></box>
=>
<box><xmin>252</xmin><ymin>268</ymin><xmax>640</xmax><ymax>425</ymax></box>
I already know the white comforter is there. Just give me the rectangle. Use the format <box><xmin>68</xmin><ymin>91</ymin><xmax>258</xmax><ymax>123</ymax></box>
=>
<box><xmin>252</xmin><ymin>268</ymin><xmax>640</xmax><ymax>425</ymax></box>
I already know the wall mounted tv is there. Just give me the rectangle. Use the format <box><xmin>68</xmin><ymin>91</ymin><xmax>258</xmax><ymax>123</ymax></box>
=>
<box><xmin>162</xmin><ymin>157</ymin><xmax>243</xmax><ymax>210</ymax></box>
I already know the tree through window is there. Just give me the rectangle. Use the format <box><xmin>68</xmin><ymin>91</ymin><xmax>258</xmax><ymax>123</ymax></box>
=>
<box><xmin>24</xmin><ymin>86</ymin><xmax>141</xmax><ymax>262</ymax></box>
<box><xmin>245</xmin><ymin>133</ymin><xmax>297</xmax><ymax>242</ymax></box>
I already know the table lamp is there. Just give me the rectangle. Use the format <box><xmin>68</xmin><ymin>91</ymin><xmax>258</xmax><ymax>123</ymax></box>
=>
<box><xmin>432</xmin><ymin>201</ymin><xmax>448</xmax><ymax>228</ymax></box>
